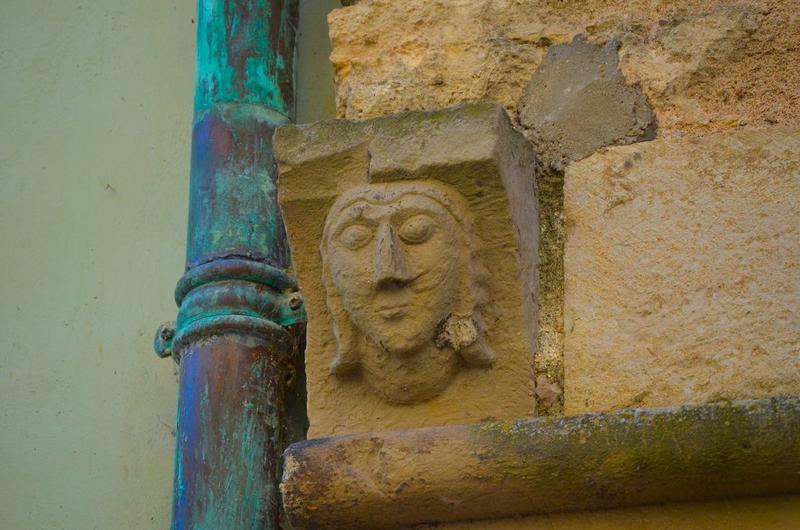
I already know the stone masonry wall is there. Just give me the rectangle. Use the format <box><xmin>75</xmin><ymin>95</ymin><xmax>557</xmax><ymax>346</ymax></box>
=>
<box><xmin>326</xmin><ymin>0</ymin><xmax>800</xmax><ymax>417</ymax></box>
<box><xmin>564</xmin><ymin>127</ymin><xmax>800</xmax><ymax>414</ymax></box>
<box><xmin>330</xmin><ymin>0</ymin><xmax>799</xmax><ymax>136</ymax></box>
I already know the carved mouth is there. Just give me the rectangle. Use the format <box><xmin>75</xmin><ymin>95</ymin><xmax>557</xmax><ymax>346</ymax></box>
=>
<box><xmin>377</xmin><ymin>304</ymin><xmax>408</xmax><ymax>320</ymax></box>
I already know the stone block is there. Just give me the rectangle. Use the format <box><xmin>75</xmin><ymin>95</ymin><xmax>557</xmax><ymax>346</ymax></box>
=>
<box><xmin>328</xmin><ymin>1</ymin><xmax>800</xmax><ymax>136</ymax></box>
<box><xmin>563</xmin><ymin>126</ymin><xmax>800</xmax><ymax>414</ymax></box>
<box><xmin>275</xmin><ymin>104</ymin><xmax>538</xmax><ymax>436</ymax></box>
<box><xmin>518</xmin><ymin>35</ymin><xmax>654</xmax><ymax>168</ymax></box>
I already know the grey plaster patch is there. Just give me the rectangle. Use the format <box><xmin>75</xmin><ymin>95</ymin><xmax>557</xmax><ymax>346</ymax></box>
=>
<box><xmin>518</xmin><ymin>35</ymin><xmax>655</xmax><ymax>169</ymax></box>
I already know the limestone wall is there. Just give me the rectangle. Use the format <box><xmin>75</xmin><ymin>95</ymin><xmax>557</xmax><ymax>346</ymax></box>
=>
<box><xmin>330</xmin><ymin>0</ymin><xmax>799</xmax><ymax>136</ymax></box>
<box><xmin>320</xmin><ymin>0</ymin><xmax>800</xmax><ymax>527</ymax></box>
<box><xmin>327</xmin><ymin>0</ymin><xmax>800</xmax><ymax>412</ymax></box>
<box><xmin>564</xmin><ymin>127</ymin><xmax>800</xmax><ymax>414</ymax></box>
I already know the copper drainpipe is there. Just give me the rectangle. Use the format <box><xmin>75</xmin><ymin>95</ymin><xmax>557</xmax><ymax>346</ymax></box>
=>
<box><xmin>154</xmin><ymin>1</ymin><xmax>305</xmax><ymax>528</ymax></box>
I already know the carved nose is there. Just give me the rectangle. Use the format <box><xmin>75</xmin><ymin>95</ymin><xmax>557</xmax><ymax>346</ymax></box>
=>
<box><xmin>374</xmin><ymin>223</ymin><xmax>413</xmax><ymax>288</ymax></box>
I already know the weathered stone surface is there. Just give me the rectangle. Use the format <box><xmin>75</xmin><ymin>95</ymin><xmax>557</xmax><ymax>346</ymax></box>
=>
<box><xmin>328</xmin><ymin>0</ymin><xmax>800</xmax><ymax>135</ymax></box>
<box><xmin>618</xmin><ymin>4</ymin><xmax>767</xmax><ymax>134</ymax></box>
<box><xmin>328</xmin><ymin>2</ymin><xmax>800</xmax><ymax>419</ymax></box>
<box><xmin>519</xmin><ymin>35</ymin><xmax>654</xmax><ymax>168</ymax></box>
<box><xmin>563</xmin><ymin>126</ymin><xmax>800</xmax><ymax>414</ymax></box>
<box><xmin>534</xmin><ymin>168</ymin><xmax>566</xmax><ymax>416</ymax></box>
<box><xmin>275</xmin><ymin>104</ymin><xmax>538</xmax><ymax>436</ymax></box>
<box><xmin>328</xmin><ymin>0</ymin><xmax>556</xmax><ymax>120</ymax></box>
<box><xmin>321</xmin><ymin>180</ymin><xmax>498</xmax><ymax>405</ymax></box>
<box><xmin>282</xmin><ymin>397</ymin><xmax>800</xmax><ymax>529</ymax></box>
<box><xmin>443</xmin><ymin>496</ymin><xmax>800</xmax><ymax>530</ymax></box>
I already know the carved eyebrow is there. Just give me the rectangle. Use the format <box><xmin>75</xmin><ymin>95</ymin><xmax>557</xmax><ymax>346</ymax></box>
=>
<box><xmin>335</xmin><ymin>190</ymin><xmax>445</xmax><ymax>208</ymax></box>
<box><xmin>325</xmin><ymin>188</ymin><xmax>471</xmax><ymax>243</ymax></box>
<box><xmin>333</xmin><ymin>202</ymin><xmax>448</xmax><ymax>233</ymax></box>
<box><xmin>389</xmin><ymin>208</ymin><xmax>441</xmax><ymax>224</ymax></box>
<box><xmin>325</xmin><ymin>210</ymin><xmax>379</xmax><ymax>243</ymax></box>
<box><xmin>332</xmin><ymin>202</ymin><xmax>379</xmax><ymax>223</ymax></box>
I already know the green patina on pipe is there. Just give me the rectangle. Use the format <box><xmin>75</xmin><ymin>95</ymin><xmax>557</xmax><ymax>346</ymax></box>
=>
<box><xmin>195</xmin><ymin>0</ymin><xmax>295</xmax><ymax>115</ymax></box>
<box><xmin>163</xmin><ymin>1</ymin><xmax>304</xmax><ymax>529</ymax></box>
<box><xmin>187</xmin><ymin>0</ymin><xmax>297</xmax><ymax>269</ymax></box>
<box><xmin>185</xmin><ymin>105</ymin><xmax>292</xmax><ymax>269</ymax></box>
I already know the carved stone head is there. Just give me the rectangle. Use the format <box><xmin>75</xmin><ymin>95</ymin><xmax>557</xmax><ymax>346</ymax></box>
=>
<box><xmin>321</xmin><ymin>180</ymin><xmax>495</xmax><ymax>404</ymax></box>
<box><xmin>276</xmin><ymin>104</ymin><xmax>538</xmax><ymax>435</ymax></box>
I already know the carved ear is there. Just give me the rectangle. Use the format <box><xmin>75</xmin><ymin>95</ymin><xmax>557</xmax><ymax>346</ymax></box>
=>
<box><xmin>329</xmin><ymin>305</ymin><xmax>359</xmax><ymax>375</ymax></box>
<box><xmin>459</xmin><ymin>332</ymin><xmax>496</xmax><ymax>367</ymax></box>
<box><xmin>321</xmin><ymin>249</ymin><xmax>360</xmax><ymax>375</ymax></box>
<box><xmin>453</xmin><ymin>221</ymin><xmax>495</xmax><ymax>367</ymax></box>
<box><xmin>439</xmin><ymin>314</ymin><xmax>496</xmax><ymax>367</ymax></box>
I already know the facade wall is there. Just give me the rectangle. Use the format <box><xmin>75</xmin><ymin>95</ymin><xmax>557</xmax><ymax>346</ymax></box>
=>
<box><xmin>0</xmin><ymin>2</ymin><xmax>192</xmax><ymax>527</ymax></box>
<box><xmin>329</xmin><ymin>0</ymin><xmax>800</xmax><ymax>414</ymax></box>
<box><xmin>2</xmin><ymin>0</ymin><xmax>796</xmax><ymax>527</ymax></box>
<box><xmin>0</xmin><ymin>1</ymin><xmax>338</xmax><ymax>528</ymax></box>
<box><xmin>320</xmin><ymin>0</ymin><xmax>800</xmax><ymax>527</ymax></box>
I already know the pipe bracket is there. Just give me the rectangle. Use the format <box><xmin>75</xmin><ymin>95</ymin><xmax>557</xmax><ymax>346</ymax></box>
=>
<box><xmin>156</xmin><ymin>257</ymin><xmax>306</xmax><ymax>362</ymax></box>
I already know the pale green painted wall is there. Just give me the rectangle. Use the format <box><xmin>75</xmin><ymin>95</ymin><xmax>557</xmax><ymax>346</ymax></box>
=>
<box><xmin>298</xmin><ymin>1</ymin><xmax>340</xmax><ymax>124</ymax></box>
<box><xmin>0</xmin><ymin>1</ymin><xmax>337</xmax><ymax>528</ymax></box>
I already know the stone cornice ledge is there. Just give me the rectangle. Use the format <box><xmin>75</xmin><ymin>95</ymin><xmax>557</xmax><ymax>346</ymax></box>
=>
<box><xmin>281</xmin><ymin>397</ymin><xmax>800</xmax><ymax>529</ymax></box>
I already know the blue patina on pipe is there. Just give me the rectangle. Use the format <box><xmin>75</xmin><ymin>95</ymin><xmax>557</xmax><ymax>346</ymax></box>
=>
<box><xmin>187</xmin><ymin>0</ymin><xmax>297</xmax><ymax>269</ymax></box>
<box><xmin>159</xmin><ymin>1</ymin><xmax>305</xmax><ymax>529</ymax></box>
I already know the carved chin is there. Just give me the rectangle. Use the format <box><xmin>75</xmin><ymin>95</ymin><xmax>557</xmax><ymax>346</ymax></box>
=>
<box><xmin>361</xmin><ymin>344</ymin><xmax>459</xmax><ymax>404</ymax></box>
<box><xmin>365</xmin><ymin>327</ymin><xmax>429</xmax><ymax>357</ymax></box>
<box><xmin>380</xmin><ymin>375</ymin><xmax>455</xmax><ymax>404</ymax></box>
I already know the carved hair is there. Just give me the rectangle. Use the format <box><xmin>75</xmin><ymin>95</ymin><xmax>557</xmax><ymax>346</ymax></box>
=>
<box><xmin>320</xmin><ymin>181</ymin><xmax>495</xmax><ymax>375</ymax></box>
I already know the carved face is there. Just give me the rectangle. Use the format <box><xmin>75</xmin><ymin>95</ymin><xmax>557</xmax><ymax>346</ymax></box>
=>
<box><xmin>324</xmin><ymin>182</ymin><xmax>464</xmax><ymax>356</ymax></box>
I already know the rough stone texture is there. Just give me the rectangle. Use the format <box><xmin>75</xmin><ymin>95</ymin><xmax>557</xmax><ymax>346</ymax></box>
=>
<box><xmin>321</xmin><ymin>180</ymin><xmax>500</xmax><ymax>405</ymax></box>
<box><xmin>329</xmin><ymin>0</ymin><xmax>553</xmax><ymax>120</ymax></box>
<box><xmin>306</xmin><ymin>3</ymin><xmax>800</xmax><ymax>528</ymax></box>
<box><xmin>533</xmin><ymin>168</ymin><xmax>565</xmax><ymax>415</ymax></box>
<box><xmin>282</xmin><ymin>397</ymin><xmax>800</xmax><ymax>529</ymax></box>
<box><xmin>275</xmin><ymin>104</ymin><xmax>539</xmax><ymax>437</ymax></box>
<box><xmin>442</xmin><ymin>496</ymin><xmax>800</xmax><ymax>530</ymax></box>
<box><xmin>563</xmin><ymin>127</ymin><xmax>800</xmax><ymax>415</ymax></box>
<box><xmin>328</xmin><ymin>0</ymin><xmax>800</xmax><ymax>136</ymax></box>
<box><xmin>328</xmin><ymin>1</ymin><xmax>800</xmax><ymax>419</ymax></box>
<box><xmin>519</xmin><ymin>35</ymin><xmax>654</xmax><ymax>168</ymax></box>
<box><xmin>619</xmin><ymin>4</ymin><xmax>768</xmax><ymax>135</ymax></box>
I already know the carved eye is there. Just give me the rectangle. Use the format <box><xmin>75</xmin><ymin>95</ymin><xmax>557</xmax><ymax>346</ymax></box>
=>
<box><xmin>338</xmin><ymin>224</ymin><xmax>372</xmax><ymax>250</ymax></box>
<box><xmin>398</xmin><ymin>215</ymin><xmax>435</xmax><ymax>244</ymax></box>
